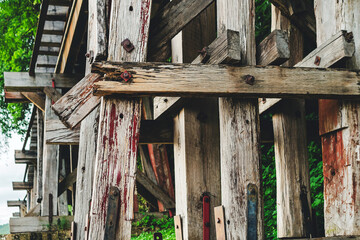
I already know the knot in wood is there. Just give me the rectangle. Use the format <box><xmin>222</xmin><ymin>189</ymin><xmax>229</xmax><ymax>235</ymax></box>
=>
<box><xmin>244</xmin><ymin>75</ymin><xmax>255</xmax><ymax>85</ymax></box>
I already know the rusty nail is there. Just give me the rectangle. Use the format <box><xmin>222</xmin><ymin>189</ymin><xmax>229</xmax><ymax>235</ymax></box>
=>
<box><xmin>314</xmin><ymin>56</ymin><xmax>321</xmax><ymax>66</ymax></box>
<box><xmin>244</xmin><ymin>75</ymin><xmax>255</xmax><ymax>85</ymax></box>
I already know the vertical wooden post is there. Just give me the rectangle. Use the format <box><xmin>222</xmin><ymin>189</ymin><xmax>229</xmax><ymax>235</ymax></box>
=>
<box><xmin>37</xmin><ymin>108</ymin><xmax>44</xmax><ymax>205</ymax></box>
<box><xmin>315</xmin><ymin>0</ymin><xmax>360</xmax><ymax>236</ymax></box>
<box><xmin>170</xmin><ymin>4</ymin><xmax>220</xmax><ymax>240</ymax></box>
<box><xmin>271</xmin><ymin>6</ymin><xmax>312</xmax><ymax>238</ymax></box>
<box><xmin>88</xmin><ymin>0</ymin><xmax>152</xmax><ymax>238</ymax></box>
<box><xmin>58</xmin><ymin>146</ymin><xmax>69</xmax><ymax>216</ymax></box>
<box><xmin>41</xmin><ymin>95</ymin><xmax>59</xmax><ymax>216</ymax></box>
<box><xmin>217</xmin><ymin>0</ymin><xmax>263</xmax><ymax>239</ymax></box>
<box><xmin>73</xmin><ymin>0</ymin><xmax>105</xmax><ymax>238</ymax></box>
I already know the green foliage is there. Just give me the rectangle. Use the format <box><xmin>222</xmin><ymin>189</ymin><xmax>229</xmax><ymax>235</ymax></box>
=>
<box><xmin>132</xmin><ymin>214</ymin><xmax>175</xmax><ymax>239</ymax></box>
<box><xmin>255</xmin><ymin>0</ymin><xmax>271</xmax><ymax>45</ymax></box>
<box><xmin>0</xmin><ymin>0</ymin><xmax>39</xmax><ymax>137</ymax></box>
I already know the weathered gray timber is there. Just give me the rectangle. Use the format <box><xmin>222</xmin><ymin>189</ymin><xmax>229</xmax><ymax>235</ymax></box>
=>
<box><xmin>44</xmin><ymin>86</ymin><xmax>62</xmax><ymax>103</ymax></box>
<box><xmin>41</xmin><ymin>95</ymin><xmax>59</xmax><ymax>216</ymax></box>
<box><xmin>4</xmin><ymin>72</ymin><xmax>81</xmax><ymax>92</ymax></box>
<box><xmin>315</xmin><ymin>0</ymin><xmax>360</xmax><ymax>236</ymax></box>
<box><xmin>9</xmin><ymin>216</ymin><xmax>73</xmax><ymax>233</ymax></box>
<box><xmin>37</xmin><ymin>109</ymin><xmax>44</xmax><ymax>204</ymax></box>
<box><xmin>58</xmin><ymin>153</ymin><xmax>68</xmax><ymax>216</ymax></box>
<box><xmin>21</xmin><ymin>92</ymin><xmax>45</xmax><ymax>112</ymax></box>
<box><xmin>91</xmin><ymin>62</ymin><xmax>360</xmax><ymax>99</ymax></box>
<box><xmin>12</xmin><ymin>182</ymin><xmax>33</xmax><ymax>190</ymax></box>
<box><xmin>15</xmin><ymin>150</ymin><xmax>37</xmax><ymax>162</ymax></box>
<box><xmin>256</xmin><ymin>29</ymin><xmax>290</xmax><ymax>65</ymax></box>
<box><xmin>88</xmin><ymin>0</ymin><xmax>152</xmax><ymax>238</ymax></box>
<box><xmin>217</xmin><ymin>0</ymin><xmax>263</xmax><ymax>238</ymax></box>
<box><xmin>45</xmin><ymin>119</ymin><xmax>80</xmax><ymax>144</ymax></box>
<box><xmin>52</xmin><ymin>73</ymin><xmax>102</xmax><ymax>129</ymax></box>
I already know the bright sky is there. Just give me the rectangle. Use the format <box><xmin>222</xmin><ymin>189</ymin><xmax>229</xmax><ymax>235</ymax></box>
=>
<box><xmin>0</xmin><ymin>133</ymin><xmax>26</xmax><ymax>224</ymax></box>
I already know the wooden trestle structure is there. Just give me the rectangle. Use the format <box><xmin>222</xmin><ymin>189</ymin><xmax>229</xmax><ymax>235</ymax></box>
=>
<box><xmin>4</xmin><ymin>0</ymin><xmax>360</xmax><ymax>239</ymax></box>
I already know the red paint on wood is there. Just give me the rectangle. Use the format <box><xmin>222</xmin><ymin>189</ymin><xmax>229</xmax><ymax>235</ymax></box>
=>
<box><xmin>319</xmin><ymin>99</ymin><xmax>340</xmax><ymax>135</ymax></box>
<box><xmin>140</xmin><ymin>0</ymin><xmax>151</xmax><ymax>52</ymax></box>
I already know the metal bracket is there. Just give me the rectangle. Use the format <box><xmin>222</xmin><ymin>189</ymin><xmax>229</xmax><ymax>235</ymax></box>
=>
<box><xmin>202</xmin><ymin>194</ymin><xmax>210</xmax><ymax>240</ymax></box>
<box><xmin>214</xmin><ymin>206</ymin><xmax>226</xmax><ymax>240</ymax></box>
<box><xmin>104</xmin><ymin>186</ymin><xmax>120</xmax><ymax>240</ymax></box>
<box><xmin>121</xmin><ymin>38</ymin><xmax>135</xmax><ymax>53</ymax></box>
<box><xmin>247</xmin><ymin>183</ymin><xmax>258</xmax><ymax>240</ymax></box>
<box><xmin>174</xmin><ymin>215</ymin><xmax>183</xmax><ymax>240</ymax></box>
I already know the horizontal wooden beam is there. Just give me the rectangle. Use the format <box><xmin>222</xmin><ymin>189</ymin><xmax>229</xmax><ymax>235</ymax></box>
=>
<box><xmin>15</xmin><ymin>159</ymin><xmax>36</xmax><ymax>165</ymax></box>
<box><xmin>9</xmin><ymin>216</ymin><xmax>74</xmax><ymax>233</ymax></box>
<box><xmin>91</xmin><ymin>62</ymin><xmax>360</xmax><ymax>99</ymax></box>
<box><xmin>139</xmin><ymin>120</ymin><xmax>173</xmax><ymax>144</ymax></box>
<box><xmin>12</xmin><ymin>182</ymin><xmax>32</xmax><ymax>190</ymax></box>
<box><xmin>148</xmin><ymin>0</ymin><xmax>214</xmax><ymax>61</ymax></box>
<box><xmin>58</xmin><ymin>168</ymin><xmax>77</xmax><ymax>196</ymax></box>
<box><xmin>7</xmin><ymin>201</ymin><xmax>26</xmax><ymax>207</ymax></box>
<box><xmin>45</xmin><ymin>119</ymin><xmax>80</xmax><ymax>145</ymax></box>
<box><xmin>256</xmin><ymin>29</ymin><xmax>290</xmax><ymax>65</ymax></box>
<box><xmin>15</xmin><ymin>150</ymin><xmax>37</xmax><ymax>161</ymax></box>
<box><xmin>4</xmin><ymin>91</ymin><xmax>29</xmax><ymax>103</ymax></box>
<box><xmin>136</xmin><ymin>171</ymin><xmax>175</xmax><ymax>209</ymax></box>
<box><xmin>4</xmin><ymin>72</ymin><xmax>81</xmax><ymax>92</ymax></box>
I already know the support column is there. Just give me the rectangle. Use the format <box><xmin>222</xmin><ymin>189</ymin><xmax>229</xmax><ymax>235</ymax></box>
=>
<box><xmin>217</xmin><ymin>0</ymin><xmax>264</xmax><ymax>238</ymax></box>
<box><xmin>271</xmin><ymin>6</ymin><xmax>312</xmax><ymax>238</ymax></box>
<box><xmin>41</xmin><ymin>95</ymin><xmax>59</xmax><ymax>216</ymax></box>
<box><xmin>36</xmin><ymin>108</ymin><xmax>43</xmax><ymax>204</ymax></box>
<box><xmin>315</xmin><ymin>0</ymin><xmax>360</xmax><ymax>236</ymax></box>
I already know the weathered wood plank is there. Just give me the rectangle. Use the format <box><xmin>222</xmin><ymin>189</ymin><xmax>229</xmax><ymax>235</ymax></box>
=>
<box><xmin>52</xmin><ymin>73</ymin><xmax>102</xmax><ymax>129</ymax></box>
<box><xmin>136</xmin><ymin>171</ymin><xmax>175</xmax><ymax>209</ymax></box>
<box><xmin>4</xmin><ymin>72</ymin><xmax>81</xmax><ymax>92</ymax></box>
<box><xmin>21</xmin><ymin>92</ymin><xmax>45</xmax><ymax>112</ymax></box>
<box><xmin>268</xmin><ymin>0</ymin><xmax>316</xmax><ymax>41</ymax></box>
<box><xmin>217</xmin><ymin>0</ymin><xmax>263</xmax><ymax>238</ymax></box>
<box><xmin>41</xmin><ymin>95</ymin><xmax>59</xmax><ymax>216</ymax></box>
<box><xmin>315</xmin><ymin>0</ymin><xmax>360</xmax><ymax>236</ymax></box>
<box><xmin>15</xmin><ymin>150</ymin><xmax>37</xmax><ymax>161</ymax></box>
<box><xmin>91</xmin><ymin>62</ymin><xmax>360</xmax><ymax>99</ymax></box>
<box><xmin>9</xmin><ymin>216</ymin><xmax>73</xmax><ymax>233</ymax></box>
<box><xmin>55</xmin><ymin>0</ymin><xmax>87</xmax><ymax>73</ymax></box>
<box><xmin>36</xmin><ymin>109</ymin><xmax>44</xmax><ymax>206</ymax></box>
<box><xmin>88</xmin><ymin>0</ymin><xmax>152</xmax><ymax>238</ymax></box>
<box><xmin>44</xmin><ymin>87</ymin><xmax>62</xmax><ymax>103</ymax></box>
<box><xmin>12</xmin><ymin>182</ymin><xmax>33</xmax><ymax>190</ymax></box>
<box><xmin>7</xmin><ymin>201</ymin><xmax>26</xmax><ymax>207</ymax></box>
<box><xmin>5</xmin><ymin>91</ymin><xmax>29</xmax><ymax>103</ymax></box>
<box><xmin>58</xmin><ymin>150</ymin><xmax>68</xmax><ymax>216</ymax></box>
<box><xmin>45</xmin><ymin>119</ymin><xmax>80</xmax><ymax>145</ymax></box>
<box><xmin>256</xmin><ymin>29</ymin><xmax>289</xmax><ymax>65</ymax></box>
<box><xmin>147</xmin><ymin>0</ymin><xmax>214</xmax><ymax>62</ymax></box>
<box><xmin>58</xmin><ymin>168</ymin><xmax>77</xmax><ymax>196</ymax></box>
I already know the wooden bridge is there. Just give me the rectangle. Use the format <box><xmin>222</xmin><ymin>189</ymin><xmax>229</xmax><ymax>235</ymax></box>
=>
<box><xmin>4</xmin><ymin>0</ymin><xmax>360</xmax><ymax>239</ymax></box>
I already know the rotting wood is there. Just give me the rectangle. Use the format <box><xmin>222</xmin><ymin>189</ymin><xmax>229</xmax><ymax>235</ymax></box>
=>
<box><xmin>55</xmin><ymin>0</ymin><xmax>88</xmax><ymax>73</ymax></box>
<box><xmin>44</xmin><ymin>86</ymin><xmax>62</xmax><ymax>103</ymax></box>
<box><xmin>147</xmin><ymin>0</ymin><xmax>214</xmax><ymax>62</ymax></box>
<box><xmin>45</xmin><ymin>119</ymin><xmax>80</xmax><ymax>145</ymax></box>
<box><xmin>9</xmin><ymin>216</ymin><xmax>74</xmax><ymax>233</ymax></box>
<box><xmin>88</xmin><ymin>0</ymin><xmax>152</xmax><ymax>238</ymax></box>
<box><xmin>256</xmin><ymin>29</ymin><xmax>290</xmax><ymax>65</ymax></box>
<box><xmin>4</xmin><ymin>72</ymin><xmax>81</xmax><ymax>92</ymax></box>
<box><xmin>52</xmin><ymin>73</ymin><xmax>102</xmax><ymax>129</ymax></box>
<box><xmin>58</xmin><ymin>168</ymin><xmax>77</xmax><ymax>196</ymax></box>
<box><xmin>91</xmin><ymin>62</ymin><xmax>360</xmax><ymax>99</ymax></box>
<box><xmin>315</xmin><ymin>0</ymin><xmax>360</xmax><ymax>236</ymax></box>
<box><xmin>41</xmin><ymin>95</ymin><xmax>59</xmax><ymax>216</ymax></box>
<box><xmin>217</xmin><ymin>0</ymin><xmax>264</xmax><ymax>238</ymax></box>
<box><xmin>136</xmin><ymin>171</ymin><xmax>175</xmax><ymax>209</ymax></box>
<box><xmin>21</xmin><ymin>92</ymin><xmax>45</xmax><ymax>112</ymax></box>
<box><xmin>268</xmin><ymin>0</ymin><xmax>316</xmax><ymax>41</ymax></box>
<box><xmin>12</xmin><ymin>182</ymin><xmax>32</xmax><ymax>190</ymax></box>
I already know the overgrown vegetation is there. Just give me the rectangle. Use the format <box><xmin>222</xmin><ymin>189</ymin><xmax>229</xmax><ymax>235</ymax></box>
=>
<box><xmin>131</xmin><ymin>214</ymin><xmax>175</xmax><ymax>239</ymax></box>
<box><xmin>0</xmin><ymin>0</ymin><xmax>40</xmax><ymax>137</ymax></box>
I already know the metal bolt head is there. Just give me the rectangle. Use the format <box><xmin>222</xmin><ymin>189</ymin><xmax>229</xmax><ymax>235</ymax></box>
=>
<box><xmin>121</xmin><ymin>38</ymin><xmax>135</xmax><ymax>53</ymax></box>
<box><xmin>314</xmin><ymin>56</ymin><xmax>321</xmax><ymax>66</ymax></box>
<box><xmin>120</xmin><ymin>71</ymin><xmax>132</xmax><ymax>82</ymax></box>
<box><xmin>244</xmin><ymin>75</ymin><xmax>255</xmax><ymax>85</ymax></box>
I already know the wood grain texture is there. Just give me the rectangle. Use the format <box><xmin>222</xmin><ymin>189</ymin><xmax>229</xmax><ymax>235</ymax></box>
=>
<box><xmin>4</xmin><ymin>72</ymin><xmax>81</xmax><ymax>92</ymax></box>
<box><xmin>173</xmin><ymin>99</ymin><xmax>221</xmax><ymax>240</ymax></box>
<box><xmin>41</xmin><ymin>95</ymin><xmax>59</xmax><ymax>216</ymax></box>
<box><xmin>4</xmin><ymin>91</ymin><xmax>29</xmax><ymax>103</ymax></box>
<box><xmin>147</xmin><ymin>0</ymin><xmax>214</xmax><ymax>62</ymax></box>
<box><xmin>9</xmin><ymin>216</ymin><xmax>73</xmax><ymax>233</ymax></box>
<box><xmin>15</xmin><ymin>150</ymin><xmax>37</xmax><ymax>161</ymax></box>
<box><xmin>74</xmin><ymin>107</ymin><xmax>99</xmax><ymax>240</ymax></box>
<box><xmin>58</xmin><ymin>168</ymin><xmax>77</xmax><ymax>196</ymax></box>
<box><xmin>136</xmin><ymin>171</ymin><xmax>175</xmax><ymax>208</ymax></box>
<box><xmin>44</xmin><ymin>87</ymin><xmax>62</xmax><ymax>103</ymax></box>
<box><xmin>36</xmin><ymin>109</ymin><xmax>44</xmax><ymax>205</ymax></box>
<box><xmin>92</xmin><ymin>62</ymin><xmax>360</xmax><ymax>99</ymax></box>
<box><xmin>315</xmin><ymin>0</ymin><xmax>360</xmax><ymax>236</ymax></box>
<box><xmin>214</xmin><ymin>206</ymin><xmax>226</xmax><ymax>240</ymax></box>
<box><xmin>174</xmin><ymin>215</ymin><xmax>183</xmax><ymax>240</ymax></box>
<box><xmin>52</xmin><ymin>73</ymin><xmax>102</xmax><ymax>129</ymax></box>
<box><xmin>256</xmin><ymin>29</ymin><xmax>290</xmax><ymax>65</ymax></box>
<box><xmin>217</xmin><ymin>0</ymin><xmax>263</xmax><ymax>238</ymax></box>
<box><xmin>12</xmin><ymin>182</ymin><xmax>33</xmax><ymax>190</ymax></box>
<box><xmin>58</xmin><ymin>153</ymin><xmax>68</xmax><ymax>216</ymax></box>
<box><xmin>45</xmin><ymin>119</ymin><xmax>80</xmax><ymax>145</ymax></box>
<box><xmin>88</xmin><ymin>97</ymin><xmax>142</xmax><ymax>240</ymax></box>
<box><xmin>21</xmin><ymin>92</ymin><xmax>45</xmax><ymax>112</ymax></box>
